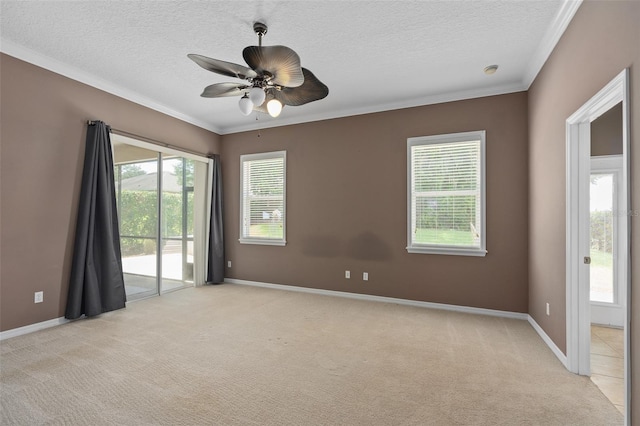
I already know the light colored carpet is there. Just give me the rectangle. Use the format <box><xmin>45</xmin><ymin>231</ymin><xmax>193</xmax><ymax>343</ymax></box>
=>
<box><xmin>0</xmin><ymin>284</ymin><xmax>622</xmax><ymax>425</ymax></box>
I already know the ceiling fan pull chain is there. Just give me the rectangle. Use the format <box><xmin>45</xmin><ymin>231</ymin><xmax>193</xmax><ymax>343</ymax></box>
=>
<box><xmin>255</xmin><ymin>114</ymin><xmax>262</xmax><ymax>138</ymax></box>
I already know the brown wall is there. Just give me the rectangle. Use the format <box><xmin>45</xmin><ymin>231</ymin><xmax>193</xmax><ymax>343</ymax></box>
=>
<box><xmin>4</xmin><ymin>2</ymin><xmax>635</xmax><ymax>412</ymax></box>
<box><xmin>221</xmin><ymin>92</ymin><xmax>529</xmax><ymax>313</ymax></box>
<box><xmin>527</xmin><ymin>0</ymin><xmax>639</xmax><ymax>418</ymax></box>
<box><xmin>0</xmin><ymin>54</ymin><xmax>221</xmax><ymax>331</ymax></box>
<box><xmin>591</xmin><ymin>102</ymin><xmax>623</xmax><ymax>156</ymax></box>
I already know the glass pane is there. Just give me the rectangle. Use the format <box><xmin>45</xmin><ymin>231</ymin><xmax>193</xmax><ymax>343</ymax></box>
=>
<box><xmin>162</xmin><ymin>157</ymin><xmax>184</xmax><ymax>291</ymax></box>
<box><xmin>187</xmin><ymin>191</ymin><xmax>194</xmax><ymax>236</ymax></box>
<box><xmin>113</xmin><ymin>147</ymin><xmax>159</xmax><ymax>299</ymax></box>
<box><xmin>249</xmin><ymin>200</ymin><xmax>284</xmax><ymax>239</ymax></box>
<box><xmin>411</xmin><ymin>141</ymin><xmax>481</xmax><ymax>248</ymax></box>
<box><xmin>120</xmin><ymin>237</ymin><xmax>158</xmax><ymax>295</ymax></box>
<box><xmin>590</xmin><ymin>173</ymin><xmax>615</xmax><ymax>303</ymax></box>
<box><xmin>414</xmin><ymin>196</ymin><xmax>477</xmax><ymax>246</ymax></box>
<box><xmin>242</xmin><ymin>155</ymin><xmax>285</xmax><ymax>240</ymax></box>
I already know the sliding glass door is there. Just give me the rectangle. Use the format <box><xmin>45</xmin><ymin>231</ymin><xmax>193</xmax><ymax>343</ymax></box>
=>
<box><xmin>114</xmin><ymin>146</ymin><xmax>160</xmax><ymax>299</ymax></box>
<box><xmin>161</xmin><ymin>156</ymin><xmax>195</xmax><ymax>293</ymax></box>
<box><xmin>113</xmin><ymin>138</ymin><xmax>205</xmax><ymax>300</ymax></box>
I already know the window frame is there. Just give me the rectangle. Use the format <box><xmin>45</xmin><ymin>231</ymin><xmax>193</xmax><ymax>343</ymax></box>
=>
<box><xmin>406</xmin><ymin>130</ymin><xmax>487</xmax><ymax>257</ymax></box>
<box><xmin>239</xmin><ymin>150</ymin><xmax>287</xmax><ymax>246</ymax></box>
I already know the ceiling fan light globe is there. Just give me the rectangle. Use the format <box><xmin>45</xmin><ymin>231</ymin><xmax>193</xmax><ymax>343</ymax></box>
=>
<box><xmin>239</xmin><ymin>95</ymin><xmax>253</xmax><ymax>116</ymax></box>
<box><xmin>249</xmin><ymin>87</ymin><xmax>266</xmax><ymax>106</ymax></box>
<box><xmin>267</xmin><ymin>99</ymin><xmax>283</xmax><ymax>117</ymax></box>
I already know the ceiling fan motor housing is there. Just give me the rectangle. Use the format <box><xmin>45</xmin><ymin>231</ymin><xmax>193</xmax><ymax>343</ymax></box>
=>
<box><xmin>253</xmin><ymin>22</ymin><xmax>268</xmax><ymax>37</ymax></box>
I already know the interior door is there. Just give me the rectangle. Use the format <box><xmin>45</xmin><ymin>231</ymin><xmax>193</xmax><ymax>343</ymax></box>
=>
<box><xmin>589</xmin><ymin>156</ymin><xmax>624</xmax><ymax>327</ymax></box>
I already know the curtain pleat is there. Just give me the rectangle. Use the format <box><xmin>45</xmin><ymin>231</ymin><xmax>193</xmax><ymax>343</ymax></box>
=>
<box><xmin>65</xmin><ymin>121</ymin><xmax>126</xmax><ymax>319</ymax></box>
<box><xmin>207</xmin><ymin>155</ymin><xmax>225</xmax><ymax>284</ymax></box>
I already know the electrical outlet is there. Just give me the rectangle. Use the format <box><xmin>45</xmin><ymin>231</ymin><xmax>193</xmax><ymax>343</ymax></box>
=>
<box><xmin>546</xmin><ymin>303</ymin><xmax>550</xmax><ymax>316</ymax></box>
<box><xmin>34</xmin><ymin>291</ymin><xmax>43</xmax><ymax>304</ymax></box>
<box><xmin>363</xmin><ymin>272</ymin><xmax>369</xmax><ymax>281</ymax></box>
<box><xmin>227</xmin><ymin>261</ymin><xmax>232</xmax><ymax>268</ymax></box>
<box><xmin>345</xmin><ymin>270</ymin><xmax>350</xmax><ymax>279</ymax></box>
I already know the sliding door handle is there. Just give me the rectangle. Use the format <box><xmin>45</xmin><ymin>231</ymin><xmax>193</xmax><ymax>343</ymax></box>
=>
<box><xmin>584</xmin><ymin>256</ymin><xmax>591</xmax><ymax>264</ymax></box>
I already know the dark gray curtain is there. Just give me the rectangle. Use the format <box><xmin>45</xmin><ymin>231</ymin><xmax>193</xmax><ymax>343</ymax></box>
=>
<box><xmin>207</xmin><ymin>155</ymin><xmax>224</xmax><ymax>283</ymax></box>
<box><xmin>65</xmin><ymin>121</ymin><xmax>126</xmax><ymax>319</ymax></box>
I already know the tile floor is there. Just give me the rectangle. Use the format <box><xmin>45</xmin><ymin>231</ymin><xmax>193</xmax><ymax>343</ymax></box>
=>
<box><xmin>590</xmin><ymin>325</ymin><xmax>624</xmax><ymax>415</ymax></box>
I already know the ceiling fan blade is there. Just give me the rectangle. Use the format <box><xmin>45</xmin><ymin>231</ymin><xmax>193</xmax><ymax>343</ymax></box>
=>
<box><xmin>188</xmin><ymin>54</ymin><xmax>258</xmax><ymax>80</ymax></box>
<box><xmin>252</xmin><ymin>90</ymin><xmax>285</xmax><ymax>114</ymax></box>
<box><xmin>274</xmin><ymin>68</ymin><xmax>329</xmax><ymax>106</ymax></box>
<box><xmin>201</xmin><ymin>82</ymin><xmax>249</xmax><ymax>98</ymax></box>
<box><xmin>243</xmin><ymin>45</ymin><xmax>304</xmax><ymax>87</ymax></box>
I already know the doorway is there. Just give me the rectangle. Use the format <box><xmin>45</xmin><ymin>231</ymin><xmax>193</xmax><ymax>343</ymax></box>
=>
<box><xmin>566</xmin><ymin>70</ymin><xmax>630</xmax><ymax>423</ymax></box>
<box><xmin>112</xmin><ymin>134</ymin><xmax>211</xmax><ymax>300</ymax></box>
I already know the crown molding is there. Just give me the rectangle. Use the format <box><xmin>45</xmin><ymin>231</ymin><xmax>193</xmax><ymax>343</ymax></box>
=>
<box><xmin>0</xmin><ymin>37</ymin><xmax>525</xmax><ymax>136</ymax></box>
<box><xmin>0</xmin><ymin>38</ymin><xmax>223</xmax><ymax>135</ymax></box>
<box><xmin>3</xmin><ymin>0</ymin><xmax>573</xmax><ymax>139</ymax></box>
<box><xmin>219</xmin><ymin>82</ymin><xmax>527</xmax><ymax>134</ymax></box>
<box><xmin>522</xmin><ymin>0</ymin><xmax>583</xmax><ymax>88</ymax></box>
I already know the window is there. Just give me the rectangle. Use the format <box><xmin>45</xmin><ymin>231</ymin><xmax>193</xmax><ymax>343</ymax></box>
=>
<box><xmin>407</xmin><ymin>131</ymin><xmax>486</xmax><ymax>256</ymax></box>
<box><xmin>240</xmin><ymin>151</ymin><xmax>286</xmax><ymax>245</ymax></box>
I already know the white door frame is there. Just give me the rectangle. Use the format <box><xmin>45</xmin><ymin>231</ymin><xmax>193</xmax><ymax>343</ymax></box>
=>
<box><xmin>565</xmin><ymin>69</ymin><xmax>630</xmax><ymax>422</ymax></box>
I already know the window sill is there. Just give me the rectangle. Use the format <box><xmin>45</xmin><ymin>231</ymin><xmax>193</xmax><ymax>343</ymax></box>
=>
<box><xmin>406</xmin><ymin>246</ymin><xmax>487</xmax><ymax>257</ymax></box>
<box><xmin>239</xmin><ymin>238</ymin><xmax>287</xmax><ymax>246</ymax></box>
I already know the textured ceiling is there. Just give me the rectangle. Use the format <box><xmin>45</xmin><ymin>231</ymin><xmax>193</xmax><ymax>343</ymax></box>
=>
<box><xmin>0</xmin><ymin>1</ymin><xmax>575</xmax><ymax>134</ymax></box>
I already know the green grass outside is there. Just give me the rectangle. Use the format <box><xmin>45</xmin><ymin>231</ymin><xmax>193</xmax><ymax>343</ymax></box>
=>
<box><xmin>590</xmin><ymin>249</ymin><xmax>612</xmax><ymax>268</ymax></box>
<box><xmin>415</xmin><ymin>228</ymin><xmax>474</xmax><ymax>246</ymax></box>
<box><xmin>250</xmin><ymin>223</ymin><xmax>283</xmax><ymax>239</ymax></box>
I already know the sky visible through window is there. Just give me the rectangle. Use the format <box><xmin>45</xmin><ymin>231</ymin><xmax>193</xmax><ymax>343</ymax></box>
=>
<box><xmin>590</xmin><ymin>174</ymin><xmax>613</xmax><ymax>212</ymax></box>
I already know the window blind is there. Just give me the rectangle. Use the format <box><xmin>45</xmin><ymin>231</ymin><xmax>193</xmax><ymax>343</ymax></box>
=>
<box><xmin>410</xmin><ymin>140</ymin><xmax>481</xmax><ymax>248</ymax></box>
<box><xmin>241</xmin><ymin>153</ymin><xmax>285</xmax><ymax>242</ymax></box>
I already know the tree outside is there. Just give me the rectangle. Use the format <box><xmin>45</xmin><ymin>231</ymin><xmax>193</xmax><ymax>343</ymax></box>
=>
<box><xmin>115</xmin><ymin>160</ymin><xmax>193</xmax><ymax>256</ymax></box>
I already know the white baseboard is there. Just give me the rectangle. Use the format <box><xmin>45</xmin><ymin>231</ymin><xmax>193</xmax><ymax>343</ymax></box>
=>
<box><xmin>227</xmin><ymin>279</ymin><xmax>572</xmax><ymax>365</ymax></box>
<box><xmin>527</xmin><ymin>315</ymin><xmax>568</xmax><ymax>367</ymax></box>
<box><xmin>0</xmin><ymin>317</ymin><xmax>70</xmax><ymax>341</ymax></box>
<box><xmin>224</xmin><ymin>278</ymin><xmax>528</xmax><ymax>320</ymax></box>
<box><xmin>1</xmin><ymin>283</ymin><xmax>566</xmax><ymax>371</ymax></box>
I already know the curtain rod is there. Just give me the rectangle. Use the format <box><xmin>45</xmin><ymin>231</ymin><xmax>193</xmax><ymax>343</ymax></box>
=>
<box><xmin>87</xmin><ymin>120</ymin><xmax>215</xmax><ymax>159</ymax></box>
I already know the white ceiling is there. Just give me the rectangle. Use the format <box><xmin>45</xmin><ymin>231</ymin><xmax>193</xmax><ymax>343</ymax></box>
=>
<box><xmin>0</xmin><ymin>1</ymin><xmax>580</xmax><ymax>135</ymax></box>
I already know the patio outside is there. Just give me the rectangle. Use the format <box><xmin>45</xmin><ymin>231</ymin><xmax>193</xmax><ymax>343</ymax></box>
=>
<box><xmin>115</xmin><ymin>157</ymin><xmax>196</xmax><ymax>298</ymax></box>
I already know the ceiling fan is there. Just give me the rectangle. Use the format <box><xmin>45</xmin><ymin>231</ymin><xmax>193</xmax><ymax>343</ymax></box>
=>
<box><xmin>188</xmin><ymin>22</ymin><xmax>329</xmax><ymax>118</ymax></box>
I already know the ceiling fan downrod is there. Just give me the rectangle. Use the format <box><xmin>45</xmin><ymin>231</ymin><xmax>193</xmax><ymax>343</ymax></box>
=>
<box><xmin>253</xmin><ymin>22</ymin><xmax>268</xmax><ymax>47</ymax></box>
